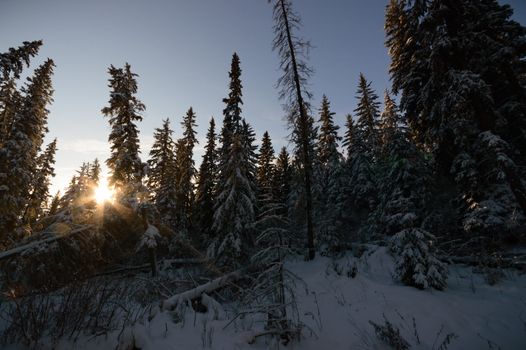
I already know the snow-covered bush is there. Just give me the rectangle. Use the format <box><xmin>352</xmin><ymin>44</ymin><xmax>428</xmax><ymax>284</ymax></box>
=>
<box><xmin>369</xmin><ymin>316</ymin><xmax>409</xmax><ymax>350</ymax></box>
<box><xmin>390</xmin><ymin>228</ymin><xmax>447</xmax><ymax>290</ymax></box>
<box><xmin>0</xmin><ymin>279</ymin><xmax>137</xmax><ymax>348</ymax></box>
<box><xmin>138</xmin><ymin>224</ymin><xmax>160</xmax><ymax>250</ymax></box>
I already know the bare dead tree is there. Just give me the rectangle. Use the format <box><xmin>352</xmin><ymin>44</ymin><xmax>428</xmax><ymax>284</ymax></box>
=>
<box><xmin>269</xmin><ymin>0</ymin><xmax>316</xmax><ymax>260</ymax></box>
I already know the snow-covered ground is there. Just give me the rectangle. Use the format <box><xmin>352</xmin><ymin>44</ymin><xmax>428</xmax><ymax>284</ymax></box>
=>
<box><xmin>6</xmin><ymin>246</ymin><xmax>526</xmax><ymax>349</ymax></box>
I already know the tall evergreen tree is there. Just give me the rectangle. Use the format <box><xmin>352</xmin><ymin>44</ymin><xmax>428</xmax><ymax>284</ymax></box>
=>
<box><xmin>373</xmin><ymin>97</ymin><xmax>447</xmax><ymax>289</ymax></box>
<box><xmin>257</xmin><ymin>131</ymin><xmax>275</xmax><ymax>201</ymax></box>
<box><xmin>147</xmin><ymin>119</ymin><xmax>177</xmax><ymax>226</ymax></box>
<box><xmin>0</xmin><ymin>79</ymin><xmax>20</xmax><ymax>146</ymax></box>
<box><xmin>342</xmin><ymin>114</ymin><xmax>355</xmax><ymax>160</ymax></box>
<box><xmin>175</xmin><ymin>107</ymin><xmax>198</xmax><ymax>235</ymax></box>
<box><xmin>23</xmin><ymin>138</ymin><xmax>57</xmax><ymax>225</ymax></box>
<box><xmin>313</xmin><ymin>95</ymin><xmax>344</xmax><ymax>252</ymax></box>
<box><xmin>47</xmin><ymin>191</ymin><xmax>61</xmax><ymax>216</ymax></box>
<box><xmin>385</xmin><ymin>0</ymin><xmax>526</xmax><ymax>238</ymax></box>
<box><xmin>211</xmin><ymin>127</ymin><xmax>257</xmax><ymax>267</ymax></box>
<box><xmin>195</xmin><ymin>117</ymin><xmax>218</xmax><ymax>239</ymax></box>
<box><xmin>211</xmin><ymin>53</ymin><xmax>258</xmax><ymax>266</ymax></box>
<box><xmin>101</xmin><ymin>63</ymin><xmax>146</xmax><ymax>207</ymax></box>
<box><xmin>316</xmin><ymin>95</ymin><xmax>341</xmax><ymax>167</ymax></box>
<box><xmin>347</xmin><ymin>75</ymin><xmax>380</xmax><ymax>215</ymax></box>
<box><xmin>219</xmin><ymin>53</ymin><xmax>243</xmax><ymax>172</ymax></box>
<box><xmin>354</xmin><ymin>73</ymin><xmax>381</xmax><ymax>158</ymax></box>
<box><xmin>272</xmin><ymin>147</ymin><xmax>291</xmax><ymax>219</ymax></box>
<box><xmin>90</xmin><ymin>159</ymin><xmax>101</xmax><ymax>186</ymax></box>
<box><xmin>269</xmin><ymin>0</ymin><xmax>316</xmax><ymax>259</ymax></box>
<box><xmin>0</xmin><ymin>59</ymin><xmax>54</xmax><ymax>237</ymax></box>
<box><xmin>57</xmin><ymin>161</ymin><xmax>93</xmax><ymax>215</ymax></box>
<box><xmin>378</xmin><ymin>90</ymin><xmax>400</xmax><ymax>157</ymax></box>
<box><xmin>0</xmin><ymin>40</ymin><xmax>42</xmax><ymax>82</ymax></box>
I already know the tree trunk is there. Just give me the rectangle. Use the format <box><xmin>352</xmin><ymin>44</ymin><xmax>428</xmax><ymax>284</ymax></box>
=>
<box><xmin>149</xmin><ymin>247</ymin><xmax>157</xmax><ymax>277</ymax></box>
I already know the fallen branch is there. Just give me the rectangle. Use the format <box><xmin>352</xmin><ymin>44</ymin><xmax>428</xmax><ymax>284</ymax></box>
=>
<box><xmin>162</xmin><ymin>267</ymin><xmax>247</xmax><ymax>310</ymax></box>
<box><xmin>440</xmin><ymin>255</ymin><xmax>526</xmax><ymax>270</ymax></box>
<box><xmin>91</xmin><ymin>263</ymin><xmax>151</xmax><ymax>277</ymax></box>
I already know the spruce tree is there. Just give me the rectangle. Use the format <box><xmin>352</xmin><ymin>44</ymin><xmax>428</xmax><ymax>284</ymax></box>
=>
<box><xmin>47</xmin><ymin>191</ymin><xmax>61</xmax><ymax>216</ymax></box>
<box><xmin>59</xmin><ymin>162</ymin><xmax>93</xmax><ymax>218</ymax></box>
<box><xmin>374</xmin><ymin>93</ymin><xmax>447</xmax><ymax>290</ymax></box>
<box><xmin>269</xmin><ymin>0</ymin><xmax>316</xmax><ymax>260</ymax></box>
<box><xmin>0</xmin><ymin>40</ymin><xmax>42</xmax><ymax>81</ymax></box>
<box><xmin>348</xmin><ymin>75</ymin><xmax>380</xmax><ymax>214</ymax></box>
<box><xmin>90</xmin><ymin>159</ymin><xmax>101</xmax><ymax>186</ymax></box>
<box><xmin>101</xmin><ymin>63</ymin><xmax>146</xmax><ymax>207</ymax></box>
<box><xmin>385</xmin><ymin>0</ymin><xmax>526</xmax><ymax>239</ymax></box>
<box><xmin>378</xmin><ymin>90</ymin><xmax>400</xmax><ymax>157</ymax></box>
<box><xmin>0</xmin><ymin>79</ymin><xmax>20</xmax><ymax>146</ymax></box>
<box><xmin>195</xmin><ymin>117</ymin><xmax>218</xmax><ymax>239</ymax></box>
<box><xmin>175</xmin><ymin>107</ymin><xmax>198</xmax><ymax>235</ymax></box>
<box><xmin>23</xmin><ymin>138</ymin><xmax>57</xmax><ymax>225</ymax></box>
<box><xmin>354</xmin><ymin>73</ymin><xmax>380</xmax><ymax>158</ymax></box>
<box><xmin>257</xmin><ymin>131</ymin><xmax>275</xmax><ymax>201</ymax></box>
<box><xmin>316</xmin><ymin>95</ymin><xmax>341</xmax><ymax>167</ymax></box>
<box><xmin>210</xmin><ymin>53</ymin><xmax>258</xmax><ymax>266</ymax></box>
<box><xmin>219</xmin><ymin>53</ymin><xmax>243</xmax><ymax>172</ymax></box>
<box><xmin>212</xmin><ymin>128</ymin><xmax>257</xmax><ymax>267</ymax></box>
<box><xmin>0</xmin><ymin>59</ymin><xmax>55</xmax><ymax>236</ymax></box>
<box><xmin>314</xmin><ymin>95</ymin><xmax>344</xmax><ymax>252</ymax></box>
<box><xmin>147</xmin><ymin>119</ymin><xmax>177</xmax><ymax>226</ymax></box>
<box><xmin>342</xmin><ymin>114</ymin><xmax>355</xmax><ymax>160</ymax></box>
<box><xmin>272</xmin><ymin>147</ymin><xmax>291</xmax><ymax>218</ymax></box>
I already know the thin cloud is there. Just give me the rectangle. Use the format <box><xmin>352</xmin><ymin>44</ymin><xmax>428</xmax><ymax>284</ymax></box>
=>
<box><xmin>60</xmin><ymin>138</ymin><xmax>109</xmax><ymax>155</ymax></box>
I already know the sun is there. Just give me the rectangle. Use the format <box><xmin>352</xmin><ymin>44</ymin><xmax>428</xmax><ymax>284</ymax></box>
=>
<box><xmin>94</xmin><ymin>179</ymin><xmax>114</xmax><ymax>204</ymax></box>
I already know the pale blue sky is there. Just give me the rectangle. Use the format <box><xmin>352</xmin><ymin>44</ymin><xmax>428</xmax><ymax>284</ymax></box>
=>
<box><xmin>1</xmin><ymin>0</ymin><xmax>525</xmax><ymax>193</ymax></box>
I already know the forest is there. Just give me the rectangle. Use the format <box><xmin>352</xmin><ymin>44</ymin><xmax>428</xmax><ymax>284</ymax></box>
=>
<box><xmin>0</xmin><ymin>0</ymin><xmax>525</xmax><ymax>349</ymax></box>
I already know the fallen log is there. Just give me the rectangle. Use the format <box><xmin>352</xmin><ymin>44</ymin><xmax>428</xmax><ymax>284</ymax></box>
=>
<box><xmin>162</xmin><ymin>267</ymin><xmax>247</xmax><ymax>310</ymax></box>
<box><xmin>0</xmin><ymin>225</ymin><xmax>91</xmax><ymax>261</ymax></box>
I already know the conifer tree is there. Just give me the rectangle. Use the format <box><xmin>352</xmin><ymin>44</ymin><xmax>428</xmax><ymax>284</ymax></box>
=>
<box><xmin>378</xmin><ymin>90</ymin><xmax>400</xmax><ymax>157</ymax></box>
<box><xmin>373</xmin><ymin>93</ymin><xmax>447</xmax><ymax>289</ymax></box>
<box><xmin>316</xmin><ymin>95</ymin><xmax>341</xmax><ymax>167</ymax></box>
<box><xmin>354</xmin><ymin>73</ymin><xmax>380</xmax><ymax>158</ymax></box>
<box><xmin>342</xmin><ymin>114</ymin><xmax>355</xmax><ymax>160</ymax></box>
<box><xmin>212</xmin><ymin>127</ymin><xmax>257</xmax><ymax>267</ymax></box>
<box><xmin>272</xmin><ymin>147</ymin><xmax>291</xmax><ymax>218</ymax></box>
<box><xmin>385</xmin><ymin>0</ymin><xmax>526</xmax><ymax>238</ymax></box>
<box><xmin>90</xmin><ymin>159</ymin><xmax>101</xmax><ymax>186</ymax></box>
<box><xmin>257</xmin><ymin>131</ymin><xmax>275</xmax><ymax>201</ymax></box>
<box><xmin>347</xmin><ymin>75</ymin><xmax>380</xmax><ymax>215</ymax></box>
<box><xmin>269</xmin><ymin>0</ymin><xmax>316</xmax><ymax>259</ymax></box>
<box><xmin>219</xmin><ymin>53</ymin><xmax>243</xmax><ymax>171</ymax></box>
<box><xmin>241</xmin><ymin>119</ymin><xmax>259</xmax><ymax>190</ymax></box>
<box><xmin>195</xmin><ymin>117</ymin><xmax>218</xmax><ymax>239</ymax></box>
<box><xmin>23</xmin><ymin>138</ymin><xmax>57</xmax><ymax>225</ymax></box>
<box><xmin>314</xmin><ymin>95</ymin><xmax>344</xmax><ymax>252</ymax></box>
<box><xmin>59</xmin><ymin>162</ymin><xmax>92</xmax><ymax>215</ymax></box>
<box><xmin>147</xmin><ymin>119</ymin><xmax>177</xmax><ymax>226</ymax></box>
<box><xmin>47</xmin><ymin>191</ymin><xmax>60</xmax><ymax>216</ymax></box>
<box><xmin>101</xmin><ymin>63</ymin><xmax>146</xmax><ymax>207</ymax></box>
<box><xmin>0</xmin><ymin>40</ymin><xmax>42</xmax><ymax>81</ymax></box>
<box><xmin>0</xmin><ymin>79</ymin><xmax>20</xmax><ymax>146</ymax></box>
<box><xmin>0</xmin><ymin>59</ymin><xmax>55</xmax><ymax>236</ymax></box>
<box><xmin>84</xmin><ymin>158</ymin><xmax>101</xmax><ymax>208</ymax></box>
<box><xmin>250</xmin><ymin>160</ymin><xmax>296</xmax><ymax>343</ymax></box>
<box><xmin>210</xmin><ymin>53</ymin><xmax>258</xmax><ymax>266</ymax></box>
<box><xmin>175</xmin><ymin>107</ymin><xmax>198</xmax><ymax>235</ymax></box>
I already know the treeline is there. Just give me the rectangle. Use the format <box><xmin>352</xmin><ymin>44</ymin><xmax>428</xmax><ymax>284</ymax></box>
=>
<box><xmin>1</xmin><ymin>0</ymin><xmax>525</xmax><ymax>292</ymax></box>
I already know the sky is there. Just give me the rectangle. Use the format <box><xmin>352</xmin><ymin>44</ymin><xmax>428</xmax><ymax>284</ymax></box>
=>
<box><xmin>1</xmin><ymin>0</ymin><xmax>525</xmax><ymax>194</ymax></box>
